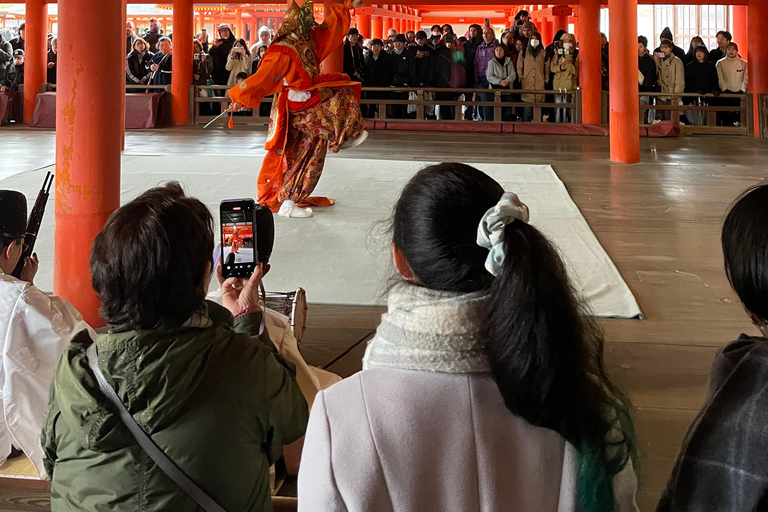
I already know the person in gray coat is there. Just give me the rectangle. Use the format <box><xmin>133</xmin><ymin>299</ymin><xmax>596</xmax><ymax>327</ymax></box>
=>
<box><xmin>486</xmin><ymin>44</ymin><xmax>517</xmax><ymax>122</ymax></box>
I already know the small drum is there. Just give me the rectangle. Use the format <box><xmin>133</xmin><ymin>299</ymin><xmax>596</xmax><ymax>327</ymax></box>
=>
<box><xmin>264</xmin><ymin>288</ymin><xmax>307</xmax><ymax>344</ymax></box>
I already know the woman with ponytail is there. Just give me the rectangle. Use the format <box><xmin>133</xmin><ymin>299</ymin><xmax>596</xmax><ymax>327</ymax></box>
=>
<box><xmin>298</xmin><ymin>163</ymin><xmax>639</xmax><ymax>512</ymax></box>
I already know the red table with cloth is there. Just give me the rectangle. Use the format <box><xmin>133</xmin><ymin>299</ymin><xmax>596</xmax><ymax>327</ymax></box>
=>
<box><xmin>30</xmin><ymin>92</ymin><xmax>165</xmax><ymax>129</ymax></box>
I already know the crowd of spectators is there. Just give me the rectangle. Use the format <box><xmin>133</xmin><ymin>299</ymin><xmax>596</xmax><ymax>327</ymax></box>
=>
<box><xmin>0</xmin><ymin>11</ymin><xmax>751</xmax><ymax>127</ymax></box>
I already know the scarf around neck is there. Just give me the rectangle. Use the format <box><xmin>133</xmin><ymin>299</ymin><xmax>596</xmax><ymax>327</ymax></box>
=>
<box><xmin>363</xmin><ymin>281</ymin><xmax>491</xmax><ymax>373</ymax></box>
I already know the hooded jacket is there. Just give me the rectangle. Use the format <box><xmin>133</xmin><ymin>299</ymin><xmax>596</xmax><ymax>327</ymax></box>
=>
<box><xmin>654</xmin><ymin>27</ymin><xmax>686</xmax><ymax>62</ymax></box>
<box><xmin>42</xmin><ymin>302</ymin><xmax>309</xmax><ymax>512</ymax></box>
<box><xmin>550</xmin><ymin>34</ymin><xmax>578</xmax><ymax>91</ymax></box>
<box><xmin>684</xmin><ymin>46</ymin><xmax>719</xmax><ymax>94</ymax></box>
<box><xmin>209</xmin><ymin>26</ymin><xmax>237</xmax><ymax>86</ymax></box>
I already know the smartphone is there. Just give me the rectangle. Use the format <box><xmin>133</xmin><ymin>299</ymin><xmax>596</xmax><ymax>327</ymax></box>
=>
<box><xmin>655</xmin><ymin>52</ymin><xmax>664</xmax><ymax>59</ymax></box>
<box><xmin>485</xmin><ymin>17</ymin><xmax>490</xmax><ymax>25</ymax></box>
<box><xmin>220</xmin><ymin>199</ymin><xmax>257</xmax><ymax>278</ymax></box>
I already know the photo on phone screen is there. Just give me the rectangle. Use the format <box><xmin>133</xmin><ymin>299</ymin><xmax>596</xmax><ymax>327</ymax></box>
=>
<box><xmin>221</xmin><ymin>199</ymin><xmax>257</xmax><ymax>278</ymax></box>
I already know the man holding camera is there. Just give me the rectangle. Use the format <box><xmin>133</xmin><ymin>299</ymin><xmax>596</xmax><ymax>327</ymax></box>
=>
<box><xmin>0</xmin><ymin>190</ymin><xmax>92</xmax><ymax>477</ymax></box>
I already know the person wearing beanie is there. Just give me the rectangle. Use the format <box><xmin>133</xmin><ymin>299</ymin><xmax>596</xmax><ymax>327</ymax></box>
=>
<box><xmin>0</xmin><ymin>189</ymin><xmax>93</xmax><ymax>477</ymax></box>
<box><xmin>653</xmin><ymin>27</ymin><xmax>686</xmax><ymax>62</ymax></box>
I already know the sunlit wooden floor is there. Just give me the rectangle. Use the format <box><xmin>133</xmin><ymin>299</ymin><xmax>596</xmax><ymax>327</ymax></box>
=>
<box><xmin>0</xmin><ymin>126</ymin><xmax>766</xmax><ymax>511</ymax></box>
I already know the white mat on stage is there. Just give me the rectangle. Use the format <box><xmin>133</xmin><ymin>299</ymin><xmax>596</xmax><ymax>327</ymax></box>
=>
<box><xmin>0</xmin><ymin>156</ymin><xmax>641</xmax><ymax>319</ymax></box>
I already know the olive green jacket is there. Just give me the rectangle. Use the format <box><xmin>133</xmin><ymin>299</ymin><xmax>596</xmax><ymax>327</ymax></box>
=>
<box><xmin>41</xmin><ymin>301</ymin><xmax>309</xmax><ymax>512</ymax></box>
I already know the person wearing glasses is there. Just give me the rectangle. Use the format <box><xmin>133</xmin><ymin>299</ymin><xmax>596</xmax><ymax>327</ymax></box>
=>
<box><xmin>0</xmin><ymin>190</ymin><xmax>93</xmax><ymax>478</ymax></box>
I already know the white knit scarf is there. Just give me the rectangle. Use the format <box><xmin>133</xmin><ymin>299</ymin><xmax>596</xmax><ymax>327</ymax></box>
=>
<box><xmin>363</xmin><ymin>281</ymin><xmax>491</xmax><ymax>373</ymax></box>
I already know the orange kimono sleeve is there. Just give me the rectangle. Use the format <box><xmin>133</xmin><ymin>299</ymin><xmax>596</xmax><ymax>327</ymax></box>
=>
<box><xmin>312</xmin><ymin>0</ymin><xmax>353</xmax><ymax>63</ymax></box>
<box><xmin>227</xmin><ymin>51</ymin><xmax>292</xmax><ymax>108</ymax></box>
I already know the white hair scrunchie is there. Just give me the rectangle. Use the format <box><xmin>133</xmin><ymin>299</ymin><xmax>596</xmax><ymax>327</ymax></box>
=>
<box><xmin>476</xmin><ymin>192</ymin><xmax>530</xmax><ymax>277</ymax></box>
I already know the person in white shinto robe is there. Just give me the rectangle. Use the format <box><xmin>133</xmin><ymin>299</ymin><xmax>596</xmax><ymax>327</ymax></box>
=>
<box><xmin>0</xmin><ymin>190</ymin><xmax>93</xmax><ymax>478</ymax></box>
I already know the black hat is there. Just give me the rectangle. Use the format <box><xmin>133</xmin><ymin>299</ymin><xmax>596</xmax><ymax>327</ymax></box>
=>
<box><xmin>394</xmin><ymin>34</ymin><xmax>407</xmax><ymax>43</ymax></box>
<box><xmin>13</xmin><ymin>49</ymin><xmax>24</xmax><ymax>58</ymax></box>
<box><xmin>0</xmin><ymin>190</ymin><xmax>27</xmax><ymax>239</ymax></box>
<box><xmin>347</xmin><ymin>27</ymin><xmax>359</xmax><ymax>36</ymax></box>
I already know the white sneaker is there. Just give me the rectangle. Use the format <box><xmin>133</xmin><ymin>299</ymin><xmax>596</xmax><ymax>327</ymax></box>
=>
<box><xmin>278</xmin><ymin>205</ymin><xmax>314</xmax><ymax>218</ymax></box>
<box><xmin>340</xmin><ymin>130</ymin><xmax>368</xmax><ymax>150</ymax></box>
<box><xmin>651</xmin><ymin>119</ymin><xmax>661</xmax><ymax>125</ymax></box>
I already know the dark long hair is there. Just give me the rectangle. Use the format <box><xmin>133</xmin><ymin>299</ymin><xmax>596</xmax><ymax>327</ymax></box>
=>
<box><xmin>392</xmin><ymin>163</ymin><xmax>637</xmax><ymax>512</ymax></box>
<box><xmin>722</xmin><ymin>183</ymin><xmax>768</xmax><ymax>323</ymax></box>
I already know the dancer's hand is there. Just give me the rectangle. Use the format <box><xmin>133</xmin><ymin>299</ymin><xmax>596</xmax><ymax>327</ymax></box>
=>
<box><xmin>227</xmin><ymin>102</ymin><xmax>242</xmax><ymax>112</ymax></box>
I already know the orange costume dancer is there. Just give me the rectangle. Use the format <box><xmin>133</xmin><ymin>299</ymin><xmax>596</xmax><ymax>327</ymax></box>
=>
<box><xmin>229</xmin><ymin>228</ymin><xmax>243</xmax><ymax>253</ymax></box>
<box><xmin>228</xmin><ymin>0</ymin><xmax>368</xmax><ymax>218</ymax></box>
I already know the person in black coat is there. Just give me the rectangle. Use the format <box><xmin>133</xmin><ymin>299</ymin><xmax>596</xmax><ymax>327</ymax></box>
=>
<box><xmin>389</xmin><ymin>34</ymin><xmax>416</xmax><ymax>119</ymax></box>
<box><xmin>208</xmin><ymin>24</ymin><xmax>237</xmax><ymax>86</ymax></box>
<box><xmin>343</xmin><ymin>28</ymin><xmax>364</xmax><ymax>83</ymax></box>
<box><xmin>10</xmin><ymin>23</ymin><xmax>24</xmax><ymax>52</ymax></box>
<box><xmin>363</xmin><ymin>38</ymin><xmax>393</xmax><ymax>118</ymax></box>
<box><xmin>708</xmin><ymin>30</ymin><xmax>731</xmax><ymax>64</ymax></box>
<box><xmin>684</xmin><ymin>44</ymin><xmax>719</xmax><ymax>126</ymax></box>
<box><xmin>142</xmin><ymin>18</ymin><xmax>164</xmax><ymax>53</ymax></box>
<box><xmin>412</xmin><ymin>31</ymin><xmax>434</xmax><ymax>87</ymax></box>
<box><xmin>432</xmin><ymin>37</ymin><xmax>459</xmax><ymax>121</ymax></box>
<box><xmin>638</xmin><ymin>36</ymin><xmax>658</xmax><ymax>124</ymax></box>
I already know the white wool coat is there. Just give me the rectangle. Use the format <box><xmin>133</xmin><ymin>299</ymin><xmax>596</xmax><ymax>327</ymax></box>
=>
<box><xmin>298</xmin><ymin>367</ymin><xmax>639</xmax><ymax>512</ymax></box>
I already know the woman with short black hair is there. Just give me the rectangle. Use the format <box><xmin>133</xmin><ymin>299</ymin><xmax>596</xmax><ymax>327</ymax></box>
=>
<box><xmin>42</xmin><ymin>182</ymin><xmax>309</xmax><ymax>512</ymax></box>
<box><xmin>658</xmin><ymin>183</ymin><xmax>768</xmax><ymax>512</ymax></box>
<box><xmin>299</xmin><ymin>163</ymin><xmax>639</xmax><ymax>512</ymax></box>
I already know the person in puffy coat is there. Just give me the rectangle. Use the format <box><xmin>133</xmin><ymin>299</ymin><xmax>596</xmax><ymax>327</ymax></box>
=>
<box><xmin>486</xmin><ymin>44</ymin><xmax>516</xmax><ymax>121</ymax></box>
<box><xmin>517</xmin><ymin>32</ymin><xmax>546</xmax><ymax>122</ymax></box>
<box><xmin>225</xmin><ymin>38</ymin><xmax>253</xmax><ymax>88</ymax></box>
<box><xmin>684</xmin><ymin>44</ymin><xmax>719</xmax><ymax>126</ymax></box>
<box><xmin>42</xmin><ymin>183</ymin><xmax>309</xmax><ymax>512</ymax></box>
<box><xmin>549</xmin><ymin>33</ymin><xmax>578</xmax><ymax>122</ymax></box>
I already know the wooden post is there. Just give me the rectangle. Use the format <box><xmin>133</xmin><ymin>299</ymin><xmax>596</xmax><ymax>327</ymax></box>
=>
<box><xmin>55</xmin><ymin>0</ymin><xmax>123</xmax><ymax>326</ymax></box>
<box><xmin>172</xmin><ymin>0</ymin><xmax>194</xmax><ymax>126</ymax></box>
<box><xmin>23</xmin><ymin>0</ymin><xmax>46</xmax><ymax>124</ymax></box>
<box><xmin>579</xmin><ymin>0</ymin><xmax>601</xmax><ymax>124</ymax></box>
<box><xmin>608</xmin><ymin>0</ymin><xmax>640</xmax><ymax>163</ymax></box>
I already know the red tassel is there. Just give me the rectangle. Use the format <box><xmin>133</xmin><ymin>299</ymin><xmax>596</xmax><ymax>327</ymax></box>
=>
<box><xmin>228</xmin><ymin>113</ymin><xmax>234</xmax><ymax>129</ymax></box>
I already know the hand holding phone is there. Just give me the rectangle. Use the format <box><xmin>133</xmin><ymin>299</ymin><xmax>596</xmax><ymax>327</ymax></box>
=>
<box><xmin>217</xmin><ymin>261</ymin><xmax>263</xmax><ymax>316</ymax></box>
<box><xmin>221</xmin><ymin>199</ymin><xmax>258</xmax><ymax>279</ymax></box>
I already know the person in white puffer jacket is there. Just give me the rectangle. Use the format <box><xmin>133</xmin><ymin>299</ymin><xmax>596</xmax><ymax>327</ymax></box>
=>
<box><xmin>716</xmin><ymin>42</ymin><xmax>748</xmax><ymax>126</ymax></box>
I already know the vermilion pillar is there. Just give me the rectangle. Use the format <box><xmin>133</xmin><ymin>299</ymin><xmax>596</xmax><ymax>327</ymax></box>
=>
<box><xmin>608</xmin><ymin>0</ymin><xmax>639</xmax><ymax>163</ymax></box>
<box><xmin>384</xmin><ymin>16</ymin><xmax>393</xmax><ymax>35</ymax></box>
<box><xmin>322</xmin><ymin>0</ymin><xmax>344</xmax><ymax>73</ymax></box>
<box><xmin>373</xmin><ymin>16</ymin><xmax>383</xmax><ymax>39</ymax></box>
<box><xmin>55</xmin><ymin>0</ymin><xmax>123</xmax><ymax>326</ymax></box>
<box><xmin>553</xmin><ymin>13</ymin><xmax>568</xmax><ymax>34</ymax></box>
<box><xmin>541</xmin><ymin>19</ymin><xmax>552</xmax><ymax>44</ymax></box>
<box><xmin>172</xmin><ymin>0</ymin><xmax>194</xmax><ymax>126</ymax></box>
<box><xmin>748</xmin><ymin>0</ymin><xmax>767</xmax><ymax>137</ymax></box>
<box><xmin>121</xmin><ymin>0</ymin><xmax>127</xmax><ymax>149</ymax></box>
<box><xmin>358</xmin><ymin>13</ymin><xmax>372</xmax><ymax>39</ymax></box>
<box><xmin>732</xmin><ymin>6</ymin><xmax>747</xmax><ymax>62</ymax></box>
<box><xmin>23</xmin><ymin>0</ymin><xmax>46</xmax><ymax>124</ymax></box>
<box><xmin>579</xmin><ymin>0</ymin><xmax>601</xmax><ymax>124</ymax></box>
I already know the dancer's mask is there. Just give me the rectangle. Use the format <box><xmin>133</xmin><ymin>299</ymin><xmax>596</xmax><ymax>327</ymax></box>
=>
<box><xmin>278</xmin><ymin>0</ymin><xmax>317</xmax><ymax>39</ymax></box>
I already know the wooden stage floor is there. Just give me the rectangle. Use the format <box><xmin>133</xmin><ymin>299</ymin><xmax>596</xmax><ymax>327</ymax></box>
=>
<box><xmin>0</xmin><ymin>127</ymin><xmax>766</xmax><ymax>511</ymax></box>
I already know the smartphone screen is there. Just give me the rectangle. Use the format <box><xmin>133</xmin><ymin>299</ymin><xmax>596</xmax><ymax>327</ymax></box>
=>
<box><xmin>220</xmin><ymin>199</ymin><xmax>257</xmax><ymax>278</ymax></box>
